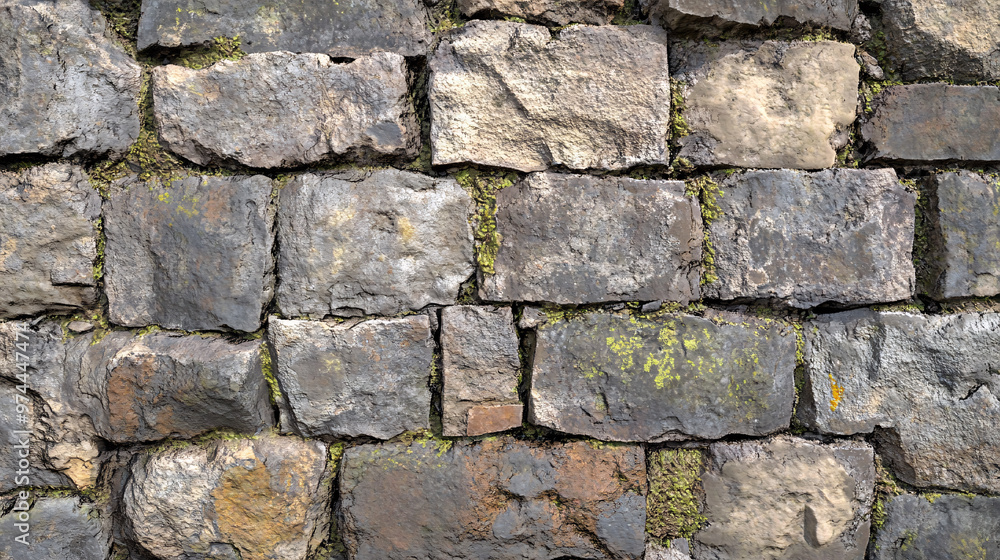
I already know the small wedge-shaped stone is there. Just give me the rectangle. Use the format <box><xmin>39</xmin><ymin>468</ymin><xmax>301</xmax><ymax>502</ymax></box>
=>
<box><xmin>800</xmin><ymin>310</ymin><xmax>1000</xmax><ymax>494</ymax></box>
<box><xmin>481</xmin><ymin>173</ymin><xmax>702</xmax><ymax>304</ymax></box>
<box><xmin>870</xmin><ymin>494</ymin><xmax>1000</xmax><ymax>560</ymax></box>
<box><xmin>862</xmin><ymin>84</ymin><xmax>1000</xmax><ymax>165</ymax></box>
<box><xmin>457</xmin><ymin>0</ymin><xmax>624</xmax><ymax>25</ymax></box>
<box><xmin>0</xmin><ymin>0</ymin><xmax>140</xmax><ymax>158</ymax></box>
<box><xmin>673</xmin><ymin>41</ymin><xmax>858</xmax><ymax>170</ymax></box>
<box><xmin>277</xmin><ymin>169</ymin><xmax>474</xmax><ymax>318</ymax></box>
<box><xmin>153</xmin><ymin>52</ymin><xmax>419</xmax><ymax>168</ymax></box>
<box><xmin>105</xmin><ymin>175</ymin><xmax>275</xmax><ymax>332</ymax></box>
<box><xmin>644</xmin><ymin>0</ymin><xmax>858</xmax><ymax>32</ymax></box>
<box><xmin>339</xmin><ymin>437</ymin><xmax>646</xmax><ymax>559</ymax></box>
<box><xmin>430</xmin><ymin>21</ymin><xmax>670</xmax><ymax>172</ymax></box>
<box><xmin>124</xmin><ymin>435</ymin><xmax>330</xmax><ymax>560</ymax></box>
<box><xmin>0</xmin><ymin>497</ymin><xmax>111</xmax><ymax>560</ymax></box>
<box><xmin>268</xmin><ymin>317</ymin><xmax>433</xmax><ymax>439</ymax></box>
<box><xmin>704</xmin><ymin>169</ymin><xmax>916</xmax><ymax>308</ymax></box>
<box><xmin>529</xmin><ymin>312</ymin><xmax>796</xmax><ymax>442</ymax></box>
<box><xmin>138</xmin><ymin>0</ymin><xmax>431</xmax><ymax>57</ymax></box>
<box><xmin>0</xmin><ymin>164</ymin><xmax>101</xmax><ymax>319</ymax></box>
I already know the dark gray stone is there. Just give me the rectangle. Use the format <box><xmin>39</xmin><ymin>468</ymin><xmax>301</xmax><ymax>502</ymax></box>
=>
<box><xmin>276</xmin><ymin>169</ymin><xmax>474</xmax><ymax>318</ymax></box>
<box><xmin>104</xmin><ymin>174</ymin><xmax>274</xmax><ymax>333</ymax></box>
<box><xmin>529</xmin><ymin>312</ymin><xmax>796</xmax><ymax>442</ymax></box>
<box><xmin>152</xmin><ymin>52</ymin><xmax>419</xmax><ymax>168</ymax></box>
<box><xmin>643</xmin><ymin>0</ymin><xmax>858</xmax><ymax>32</ymax></box>
<box><xmin>457</xmin><ymin>0</ymin><xmax>623</xmax><ymax>25</ymax></box>
<box><xmin>862</xmin><ymin>84</ymin><xmax>1000</xmax><ymax>165</ymax></box>
<box><xmin>480</xmin><ymin>173</ymin><xmax>702</xmax><ymax>305</ymax></box>
<box><xmin>800</xmin><ymin>310</ymin><xmax>1000</xmax><ymax>494</ymax></box>
<box><xmin>339</xmin><ymin>437</ymin><xmax>646</xmax><ymax>559</ymax></box>
<box><xmin>0</xmin><ymin>164</ymin><xmax>102</xmax><ymax>319</ymax></box>
<box><xmin>138</xmin><ymin>0</ymin><xmax>431</xmax><ymax>58</ymax></box>
<box><xmin>0</xmin><ymin>0</ymin><xmax>140</xmax><ymax>158</ymax></box>
<box><xmin>871</xmin><ymin>494</ymin><xmax>1000</xmax><ymax>560</ymax></box>
<box><xmin>705</xmin><ymin>169</ymin><xmax>916</xmax><ymax>308</ymax></box>
<box><xmin>0</xmin><ymin>379</ymin><xmax>70</xmax><ymax>491</ymax></box>
<box><xmin>430</xmin><ymin>21</ymin><xmax>670</xmax><ymax>172</ymax></box>
<box><xmin>268</xmin><ymin>317</ymin><xmax>433</xmax><ymax>439</ymax></box>
<box><xmin>0</xmin><ymin>497</ymin><xmax>111</xmax><ymax>560</ymax></box>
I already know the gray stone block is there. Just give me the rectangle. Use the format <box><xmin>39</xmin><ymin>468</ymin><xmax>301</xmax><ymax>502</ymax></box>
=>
<box><xmin>870</xmin><ymin>493</ymin><xmax>1000</xmax><ymax>560</ymax></box>
<box><xmin>457</xmin><ymin>0</ymin><xmax>624</xmax><ymax>25</ymax></box>
<box><xmin>644</xmin><ymin>0</ymin><xmax>858</xmax><ymax>32</ymax></box>
<box><xmin>0</xmin><ymin>497</ymin><xmax>111</xmax><ymax>560</ymax></box>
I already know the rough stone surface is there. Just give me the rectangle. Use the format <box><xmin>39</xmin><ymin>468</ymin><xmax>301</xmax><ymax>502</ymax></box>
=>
<box><xmin>691</xmin><ymin>436</ymin><xmax>874</xmax><ymax>560</ymax></box>
<box><xmin>268</xmin><ymin>317</ymin><xmax>433</xmax><ymax>439</ymax></box>
<box><xmin>705</xmin><ymin>169</ymin><xmax>916</xmax><ymax>308</ymax></box>
<box><xmin>672</xmin><ymin>40</ymin><xmax>859</xmax><ymax>170</ymax></box>
<box><xmin>870</xmin><ymin>493</ymin><xmax>1000</xmax><ymax>560</ymax></box>
<box><xmin>644</xmin><ymin>0</ymin><xmax>858</xmax><ymax>32</ymax></box>
<box><xmin>430</xmin><ymin>21</ymin><xmax>670</xmax><ymax>172</ymax></box>
<box><xmin>105</xmin><ymin>174</ymin><xmax>275</xmax><ymax>333</ymax></box>
<box><xmin>441</xmin><ymin>306</ymin><xmax>522</xmax><ymax>436</ymax></box>
<box><xmin>529</xmin><ymin>312</ymin><xmax>796</xmax><ymax>442</ymax></box>
<box><xmin>882</xmin><ymin>0</ymin><xmax>1000</xmax><ymax>81</ymax></box>
<box><xmin>152</xmin><ymin>52</ymin><xmax>419</xmax><ymax>168</ymax></box>
<box><xmin>800</xmin><ymin>310</ymin><xmax>1000</xmax><ymax>494</ymax></box>
<box><xmin>0</xmin><ymin>164</ymin><xmax>101</xmax><ymax>319</ymax></box>
<box><xmin>124</xmin><ymin>435</ymin><xmax>330</xmax><ymax>560</ymax></box>
<box><xmin>0</xmin><ymin>0</ymin><xmax>140</xmax><ymax>158</ymax></box>
<box><xmin>339</xmin><ymin>437</ymin><xmax>646</xmax><ymax>559</ymax></box>
<box><xmin>0</xmin><ymin>497</ymin><xmax>111</xmax><ymax>560</ymax></box>
<box><xmin>458</xmin><ymin>0</ymin><xmax>623</xmax><ymax>25</ymax></box>
<box><xmin>481</xmin><ymin>173</ymin><xmax>702</xmax><ymax>305</ymax></box>
<box><xmin>0</xmin><ymin>380</ymin><xmax>69</xmax><ymax>491</ymax></box>
<box><xmin>647</xmin><ymin>540</ymin><xmax>694</xmax><ymax>560</ymax></box>
<box><xmin>276</xmin><ymin>169</ymin><xmax>474</xmax><ymax>318</ymax></box>
<box><xmin>138</xmin><ymin>0</ymin><xmax>431</xmax><ymax>57</ymax></box>
<box><xmin>862</xmin><ymin>84</ymin><xmax>1000</xmax><ymax>165</ymax></box>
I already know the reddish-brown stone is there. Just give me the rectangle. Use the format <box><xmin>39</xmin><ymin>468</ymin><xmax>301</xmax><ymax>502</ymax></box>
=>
<box><xmin>466</xmin><ymin>404</ymin><xmax>523</xmax><ymax>436</ymax></box>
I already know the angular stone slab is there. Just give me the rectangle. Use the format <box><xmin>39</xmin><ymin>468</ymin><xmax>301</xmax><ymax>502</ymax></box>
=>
<box><xmin>690</xmin><ymin>436</ymin><xmax>874</xmax><ymax>560</ymax></box>
<box><xmin>339</xmin><ymin>437</ymin><xmax>646</xmax><ymax>559</ymax></box>
<box><xmin>704</xmin><ymin>169</ymin><xmax>916</xmax><ymax>308</ymax></box>
<box><xmin>268</xmin><ymin>317</ymin><xmax>433</xmax><ymax>439</ymax></box>
<box><xmin>871</xmin><ymin>494</ymin><xmax>1000</xmax><ymax>560</ymax></box>
<box><xmin>105</xmin><ymin>174</ymin><xmax>274</xmax><ymax>332</ymax></box>
<box><xmin>882</xmin><ymin>0</ymin><xmax>1000</xmax><ymax>81</ymax></box>
<box><xmin>457</xmin><ymin>0</ymin><xmax>624</xmax><ymax>25</ymax></box>
<box><xmin>529</xmin><ymin>312</ymin><xmax>796</xmax><ymax>441</ymax></box>
<box><xmin>800</xmin><ymin>310</ymin><xmax>1000</xmax><ymax>494</ymax></box>
<box><xmin>0</xmin><ymin>497</ymin><xmax>111</xmax><ymax>560</ymax></box>
<box><xmin>138</xmin><ymin>0</ymin><xmax>431</xmax><ymax>57</ymax></box>
<box><xmin>481</xmin><ymin>173</ymin><xmax>702</xmax><ymax>305</ymax></box>
<box><xmin>0</xmin><ymin>0</ymin><xmax>140</xmax><ymax>158</ymax></box>
<box><xmin>644</xmin><ymin>0</ymin><xmax>858</xmax><ymax>32</ymax></box>
<box><xmin>441</xmin><ymin>306</ymin><xmax>522</xmax><ymax>436</ymax></box>
<box><xmin>152</xmin><ymin>52</ymin><xmax>419</xmax><ymax>168</ymax></box>
<box><xmin>0</xmin><ymin>164</ymin><xmax>101</xmax><ymax>319</ymax></box>
<box><xmin>124</xmin><ymin>434</ymin><xmax>330</xmax><ymax>560</ymax></box>
<box><xmin>430</xmin><ymin>21</ymin><xmax>670</xmax><ymax>172</ymax></box>
<box><xmin>862</xmin><ymin>85</ymin><xmax>1000</xmax><ymax>165</ymax></box>
<box><xmin>276</xmin><ymin>169</ymin><xmax>474</xmax><ymax>318</ymax></box>
<box><xmin>672</xmin><ymin>41</ymin><xmax>859</xmax><ymax>170</ymax></box>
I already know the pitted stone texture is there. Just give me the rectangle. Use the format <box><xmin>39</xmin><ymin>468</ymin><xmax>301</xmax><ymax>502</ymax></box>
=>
<box><xmin>105</xmin><ymin>174</ymin><xmax>274</xmax><ymax>333</ymax></box>
<box><xmin>870</xmin><ymin>494</ymin><xmax>1000</xmax><ymax>560</ymax></box>
<box><xmin>124</xmin><ymin>435</ymin><xmax>330</xmax><ymax>560</ymax></box>
<box><xmin>152</xmin><ymin>52</ymin><xmax>419</xmax><ymax>168</ymax></box>
<box><xmin>529</xmin><ymin>312</ymin><xmax>796</xmax><ymax>442</ymax></box>
<box><xmin>138</xmin><ymin>0</ymin><xmax>431</xmax><ymax>57</ymax></box>
<box><xmin>800</xmin><ymin>310</ymin><xmax>1000</xmax><ymax>494</ymax></box>
<box><xmin>705</xmin><ymin>169</ymin><xmax>916</xmax><ymax>308</ymax></box>
<box><xmin>277</xmin><ymin>169</ymin><xmax>474</xmax><ymax>318</ymax></box>
<box><xmin>647</xmin><ymin>540</ymin><xmax>694</xmax><ymax>560</ymax></box>
<box><xmin>441</xmin><ymin>306</ymin><xmax>522</xmax><ymax>436</ymax></box>
<box><xmin>690</xmin><ymin>436</ymin><xmax>874</xmax><ymax>560</ymax></box>
<box><xmin>0</xmin><ymin>0</ymin><xmax>140</xmax><ymax>158</ymax></box>
<box><xmin>339</xmin><ymin>437</ymin><xmax>646</xmax><ymax>559</ymax></box>
<box><xmin>643</xmin><ymin>0</ymin><xmax>858</xmax><ymax>32</ymax></box>
<box><xmin>672</xmin><ymin>40</ymin><xmax>859</xmax><ymax>170</ymax></box>
<box><xmin>862</xmin><ymin>84</ymin><xmax>1000</xmax><ymax>165</ymax></box>
<box><xmin>925</xmin><ymin>172</ymin><xmax>1000</xmax><ymax>299</ymax></box>
<box><xmin>0</xmin><ymin>497</ymin><xmax>111</xmax><ymax>560</ymax></box>
<box><xmin>430</xmin><ymin>21</ymin><xmax>670</xmax><ymax>172</ymax></box>
<box><xmin>882</xmin><ymin>0</ymin><xmax>1000</xmax><ymax>81</ymax></box>
<box><xmin>268</xmin><ymin>317</ymin><xmax>433</xmax><ymax>439</ymax></box>
<box><xmin>0</xmin><ymin>380</ymin><xmax>69</xmax><ymax>491</ymax></box>
<box><xmin>481</xmin><ymin>173</ymin><xmax>702</xmax><ymax>305</ymax></box>
<box><xmin>457</xmin><ymin>0</ymin><xmax>623</xmax><ymax>25</ymax></box>
<box><xmin>0</xmin><ymin>164</ymin><xmax>101</xmax><ymax>319</ymax></box>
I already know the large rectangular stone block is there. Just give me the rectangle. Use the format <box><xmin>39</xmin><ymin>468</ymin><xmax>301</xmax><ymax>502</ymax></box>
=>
<box><xmin>644</xmin><ymin>0</ymin><xmax>858</xmax><ymax>32</ymax></box>
<box><xmin>871</xmin><ymin>494</ymin><xmax>1000</xmax><ymax>560</ymax></box>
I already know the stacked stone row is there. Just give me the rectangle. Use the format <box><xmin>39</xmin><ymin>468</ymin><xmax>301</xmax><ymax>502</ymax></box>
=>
<box><xmin>1</xmin><ymin>0</ymin><xmax>999</xmax><ymax>559</ymax></box>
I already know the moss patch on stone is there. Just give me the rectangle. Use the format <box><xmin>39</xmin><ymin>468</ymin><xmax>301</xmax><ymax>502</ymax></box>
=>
<box><xmin>872</xmin><ymin>454</ymin><xmax>904</xmax><ymax>532</ymax></box>
<box><xmin>647</xmin><ymin>448</ymin><xmax>707</xmax><ymax>543</ymax></box>
<box><xmin>172</xmin><ymin>36</ymin><xmax>246</xmax><ymax>70</ymax></box>
<box><xmin>686</xmin><ymin>176</ymin><xmax>723</xmax><ymax>285</ymax></box>
<box><xmin>259</xmin><ymin>341</ymin><xmax>281</xmax><ymax>406</ymax></box>
<box><xmin>455</xmin><ymin>169</ymin><xmax>518</xmax><ymax>275</ymax></box>
<box><xmin>89</xmin><ymin>0</ymin><xmax>141</xmax><ymax>55</ymax></box>
<box><xmin>670</xmin><ymin>79</ymin><xmax>691</xmax><ymax>140</ymax></box>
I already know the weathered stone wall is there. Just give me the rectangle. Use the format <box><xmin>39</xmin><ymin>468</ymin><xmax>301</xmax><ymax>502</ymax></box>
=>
<box><xmin>0</xmin><ymin>0</ymin><xmax>998</xmax><ymax>558</ymax></box>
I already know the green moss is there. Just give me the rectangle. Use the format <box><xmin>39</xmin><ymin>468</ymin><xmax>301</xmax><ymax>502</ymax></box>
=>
<box><xmin>862</xmin><ymin>80</ymin><xmax>904</xmax><ymax>114</ymax></box>
<box><xmin>172</xmin><ymin>36</ymin><xmax>245</xmax><ymax>70</ymax></box>
<box><xmin>686</xmin><ymin>176</ymin><xmax>723</xmax><ymax>285</ymax></box>
<box><xmin>89</xmin><ymin>0</ymin><xmax>141</xmax><ymax>56</ymax></box>
<box><xmin>611</xmin><ymin>0</ymin><xmax>644</xmax><ymax>26</ymax></box>
<box><xmin>429</xmin><ymin>1</ymin><xmax>464</xmax><ymax>32</ymax></box>
<box><xmin>800</xmin><ymin>28</ymin><xmax>836</xmax><ymax>42</ymax></box>
<box><xmin>135</xmin><ymin>325</ymin><xmax>160</xmax><ymax>337</ymax></box>
<box><xmin>872</xmin><ymin>455</ymin><xmax>904</xmax><ymax>532</ymax></box>
<box><xmin>91</xmin><ymin>218</ymin><xmax>106</xmax><ymax>281</ymax></box>
<box><xmin>647</xmin><ymin>448</ymin><xmax>707</xmax><ymax>542</ymax></box>
<box><xmin>670</xmin><ymin>79</ymin><xmax>691</xmax><ymax>140</ymax></box>
<box><xmin>259</xmin><ymin>341</ymin><xmax>281</xmax><ymax>406</ymax></box>
<box><xmin>455</xmin><ymin>169</ymin><xmax>518</xmax><ymax>275</ymax></box>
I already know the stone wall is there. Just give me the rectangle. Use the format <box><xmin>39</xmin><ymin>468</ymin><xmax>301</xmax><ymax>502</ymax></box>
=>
<box><xmin>1</xmin><ymin>0</ymin><xmax>998</xmax><ymax>558</ymax></box>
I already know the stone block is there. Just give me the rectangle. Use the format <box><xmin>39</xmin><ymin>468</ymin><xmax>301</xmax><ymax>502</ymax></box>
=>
<box><xmin>644</xmin><ymin>0</ymin><xmax>858</xmax><ymax>32</ymax></box>
<box><xmin>870</xmin><ymin>493</ymin><xmax>1000</xmax><ymax>559</ymax></box>
<box><xmin>457</xmin><ymin>0</ymin><xmax>624</xmax><ymax>25</ymax></box>
<box><xmin>0</xmin><ymin>497</ymin><xmax>111</xmax><ymax>559</ymax></box>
